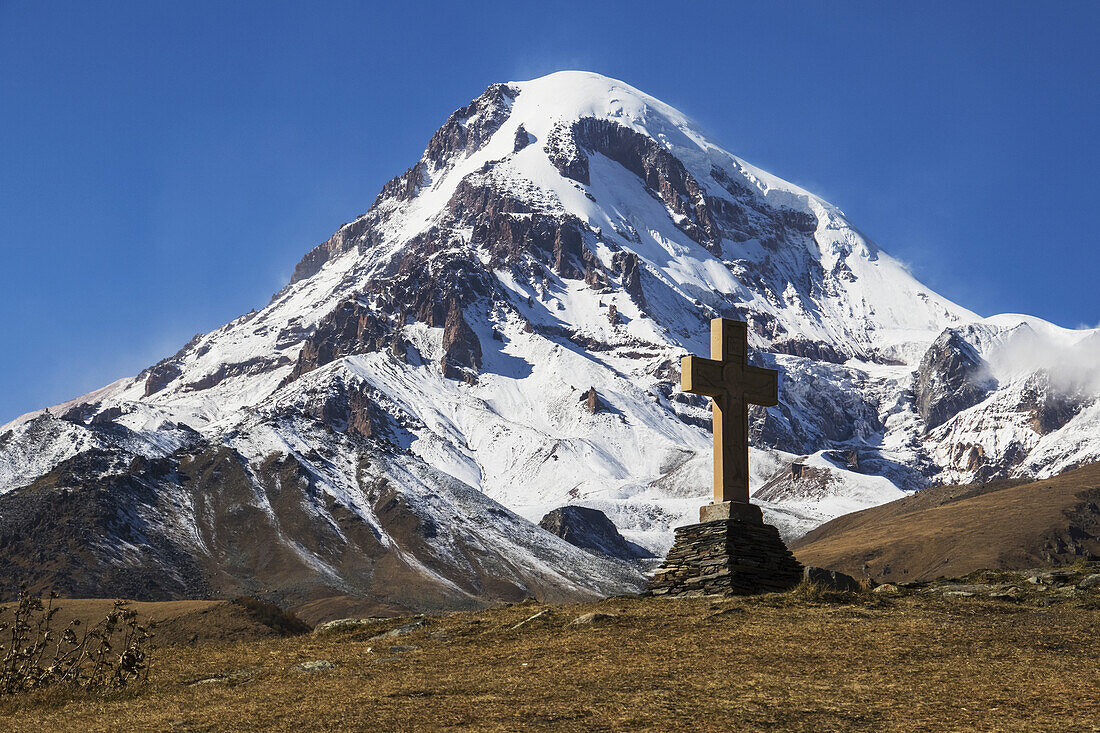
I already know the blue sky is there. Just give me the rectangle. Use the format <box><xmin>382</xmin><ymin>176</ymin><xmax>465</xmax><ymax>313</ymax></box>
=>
<box><xmin>1</xmin><ymin>1</ymin><xmax>1097</xmax><ymax>423</ymax></box>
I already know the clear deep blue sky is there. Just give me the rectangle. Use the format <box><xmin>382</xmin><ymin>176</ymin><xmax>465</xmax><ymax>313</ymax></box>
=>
<box><xmin>2</xmin><ymin>2</ymin><xmax>1097</xmax><ymax>423</ymax></box>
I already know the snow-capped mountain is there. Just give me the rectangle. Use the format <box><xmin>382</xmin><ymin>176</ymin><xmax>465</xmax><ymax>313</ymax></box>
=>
<box><xmin>2</xmin><ymin>72</ymin><xmax>1097</xmax><ymax>608</ymax></box>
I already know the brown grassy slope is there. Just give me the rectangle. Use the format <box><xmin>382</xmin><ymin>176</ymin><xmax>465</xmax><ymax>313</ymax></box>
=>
<box><xmin>290</xmin><ymin>593</ymin><xmax>409</xmax><ymax>625</ymax></box>
<box><xmin>2</xmin><ymin>591</ymin><xmax>1098</xmax><ymax>732</ymax></box>
<box><xmin>0</xmin><ymin>598</ymin><xmax>307</xmax><ymax>647</ymax></box>
<box><xmin>792</xmin><ymin>463</ymin><xmax>1100</xmax><ymax>582</ymax></box>
<box><xmin>0</xmin><ymin>598</ymin><xmax>216</xmax><ymax>631</ymax></box>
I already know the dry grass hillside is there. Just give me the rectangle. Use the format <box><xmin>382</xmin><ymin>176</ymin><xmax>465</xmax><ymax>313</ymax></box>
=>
<box><xmin>0</xmin><ymin>596</ymin><xmax>310</xmax><ymax>648</ymax></box>
<box><xmin>792</xmin><ymin>463</ymin><xmax>1100</xmax><ymax>582</ymax></box>
<box><xmin>2</xmin><ymin>575</ymin><xmax>1099</xmax><ymax>732</ymax></box>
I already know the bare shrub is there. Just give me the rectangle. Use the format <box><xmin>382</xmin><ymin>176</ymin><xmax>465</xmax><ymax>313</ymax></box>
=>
<box><xmin>0</xmin><ymin>585</ymin><xmax>151</xmax><ymax>696</ymax></box>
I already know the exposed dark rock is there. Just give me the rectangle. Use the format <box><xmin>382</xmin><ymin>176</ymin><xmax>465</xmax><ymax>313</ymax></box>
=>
<box><xmin>0</xmin><ymin>427</ymin><xmax>639</xmax><ymax>611</ymax></box>
<box><xmin>802</xmin><ymin>566</ymin><xmax>862</xmax><ymax>592</ymax></box>
<box><xmin>290</xmin><ymin>216</ymin><xmax>379</xmax><ymax>284</ymax></box>
<box><xmin>915</xmin><ymin>328</ymin><xmax>994</xmax><ymax>431</ymax></box>
<box><xmin>543</xmin><ymin>122</ymin><xmax>590</xmax><ymax>184</ymax></box>
<box><xmin>754</xmin><ymin>461</ymin><xmax>832</xmax><ymax>504</ymax></box>
<box><xmin>424</xmin><ymin>83</ymin><xmax>517</xmax><ymax>167</ymax></box>
<box><xmin>769</xmin><ymin>339</ymin><xmax>847</xmax><ymax>364</ymax></box>
<box><xmin>441</xmin><ymin>303</ymin><xmax>482</xmax><ymax>381</ymax></box>
<box><xmin>183</xmin><ymin>356</ymin><xmax>290</xmax><ymax>392</ymax></box>
<box><xmin>582</xmin><ymin>247</ymin><xmax>605</xmax><ymax>289</ymax></box>
<box><xmin>285</xmin><ymin>300</ymin><xmax>393</xmax><ymax>384</ymax></box>
<box><xmin>287</xmin><ymin>85</ymin><xmax>516</xmax><ymax>288</ymax></box>
<box><xmin>380</xmin><ymin>251</ymin><xmax>493</xmax><ymax>328</ymax></box>
<box><xmin>613</xmin><ymin>252</ymin><xmax>645</xmax><ymax>303</ymax></box>
<box><xmin>822</xmin><ymin>449</ymin><xmax>861</xmax><ymax>471</ymax></box>
<box><xmin>389</xmin><ymin>333</ymin><xmax>409</xmax><ymax>361</ymax></box>
<box><xmin>1017</xmin><ymin>371</ymin><xmax>1086</xmax><ymax>435</ymax></box>
<box><xmin>304</xmin><ymin>380</ymin><xmax>378</xmax><ymax>439</ymax></box>
<box><xmin>830</xmin><ymin>258</ymin><xmax>858</xmax><ymax>284</ymax></box>
<box><xmin>708</xmin><ymin>165</ymin><xmax>816</xmax><ymax>245</ymax></box>
<box><xmin>553</xmin><ymin>218</ymin><xmax>586</xmax><ymax>279</ymax></box>
<box><xmin>0</xmin><ymin>450</ymin><xmax>210</xmax><ymax>601</ymax></box>
<box><xmin>549</xmin><ymin>118</ymin><xmax>721</xmax><ymax>253</ymax></box>
<box><xmin>513</xmin><ymin>124</ymin><xmax>531</xmax><ymax>152</ymax></box>
<box><xmin>90</xmin><ymin>406</ymin><xmax>126</xmax><ymax>425</ymax></box>
<box><xmin>60</xmin><ymin>402</ymin><xmax>97</xmax><ymax>424</ymax></box>
<box><xmin>778</xmin><ymin>208</ymin><xmax>818</xmax><ymax>234</ymax></box>
<box><xmin>582</xmin><ymin>386</ymin><xmax>607</xmax><ymax>414</ymax></box>
<box><xmin>374</xmin><ymin>162</ymin><xmax>426</xmax><ymax>206</ymax></box>
<box><xmin>144</xmin><ymin>360</ymin><xmax>183</xmax><ymax>396</ymax></box>
<box><xmin>276</xmin><ymin>319</ymin><xmax>311</xmax><ymax>349</ymax></box>
<box><xmin>446</xmin><ymin>179</ymin><xmax>593</xmax><ymax>278</ymax></box>
<box><xmin>749</xmin><ymin>363</ymin><xmax>884</xmax><ymax>454</ymax></box>
<box><xmin>607</xmin><ymin>304</ymin><xmax>620</xmax><ymax>326</ymax></box>
<box><xmin>137</xmin><ymin>332</ymin><xmax>205</xmax><ymax>394</ymax></box>
<box><xmin>538</xmin><ymin>506</ymin><xmax>650</xmax><ymax>560</ymax></box>
<box><xmin>288</xmin><ymin>251</ymin><xmax>329</xmax><ymax>287</ymax></box>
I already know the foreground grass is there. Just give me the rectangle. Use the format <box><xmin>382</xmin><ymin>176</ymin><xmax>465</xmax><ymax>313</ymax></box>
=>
<box><xmin>3</xmin><ymin>590</ymin><xmax>1098</xmax><ymax>732</ymax></box>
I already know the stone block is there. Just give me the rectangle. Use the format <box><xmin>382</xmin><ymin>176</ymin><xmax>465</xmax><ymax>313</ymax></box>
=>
<box><xmin>644</xmin><ymin>517</ymin><xmax>802</xmax><ymax>598</ymax></box>
<box><xmin>699</xmin><ymin>501</ymin><xmax>763</xmax><ymax>524</ymax></box>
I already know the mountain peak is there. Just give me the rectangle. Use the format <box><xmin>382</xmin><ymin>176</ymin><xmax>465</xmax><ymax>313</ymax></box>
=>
<box><xmin>508</xmin><ymin>70</ymin><xmax>678</xmax><ymax>129</ymax></box>
<box><xmin>504</xmin><ymin>71</ymin><xmax>824</xmax><ymax>208</ymax></box>
<box><xmin>2</xmin><ymin>73</ymin><xmax>1097</xmax><ymax>609</ymax></box>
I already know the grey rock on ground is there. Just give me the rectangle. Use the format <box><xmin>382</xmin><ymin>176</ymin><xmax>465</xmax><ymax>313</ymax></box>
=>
<box><xmin>923</xmin><ymin>583</ymin><xmax>998</xmax><ymax>595</ymax></box>
<box><xmin>802</xmin><ymin>566</ymin><xmax>862</xmax><ymax>592</ymax></box>
<box><xmin>1027</xmin><ymin>570</ymin><xmax>1077</xmax><ymax>586</ymax></box>
<box><xmin>370</xmin><ymin>617</ymin><xmax>429</xmax><ymax>641</ymax></box>
<box><xmin>1076</xmin><ymin>573</ymin><xmax>1100</xmax><ymax>589</ymax></box>
<box><xmin>313</xmin><ymin>617</ymin><xmax>387</xmax><ymax>635</ymax></box>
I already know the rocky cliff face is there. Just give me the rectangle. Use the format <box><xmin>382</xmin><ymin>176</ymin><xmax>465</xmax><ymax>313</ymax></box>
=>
<box><xmin>1</xmin><ymin>71</ymin><xmax>1097</xmax><ymax>605</ymax></box>
<box><xmin>915</xmin><ymin>328</ymin><xmax>994</xmax><ymax>431</ymax></box>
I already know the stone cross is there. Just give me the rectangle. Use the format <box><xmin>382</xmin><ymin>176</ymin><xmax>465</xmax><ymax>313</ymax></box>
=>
<box><xmin>681</xmin><ymin>318</ymin><xmax>778</xmax><ymax>514</ymax></box>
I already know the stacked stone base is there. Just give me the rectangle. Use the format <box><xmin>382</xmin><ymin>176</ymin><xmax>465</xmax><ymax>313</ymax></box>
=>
<box><xmin>645</xmin><ymin>518</ymin><xmax>803</xmax><ymax>597</ymax></box>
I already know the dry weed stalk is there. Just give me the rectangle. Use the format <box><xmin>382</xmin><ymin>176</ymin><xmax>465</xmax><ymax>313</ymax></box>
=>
<box><xmin>0</xmin><ymin>585</ymin><xmax>151</xmax><ymax>696</ymax></box>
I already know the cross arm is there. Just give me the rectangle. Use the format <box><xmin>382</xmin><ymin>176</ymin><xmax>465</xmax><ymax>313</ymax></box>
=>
<box><xmin>741</xmin><ymin>365</ymin><xmax>779</xmax><ymax>407</ymax></box>
<box><xmin>681</xmin><ymin>355</ymin><xmax>725</xmax><ymax>397</ymax></box>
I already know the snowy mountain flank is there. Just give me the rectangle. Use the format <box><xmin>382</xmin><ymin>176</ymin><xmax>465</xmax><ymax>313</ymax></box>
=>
<box><xmin>3</xmin><ymin>72</ymin><xmax>1098</xmax><ymax>609</ymax></box>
